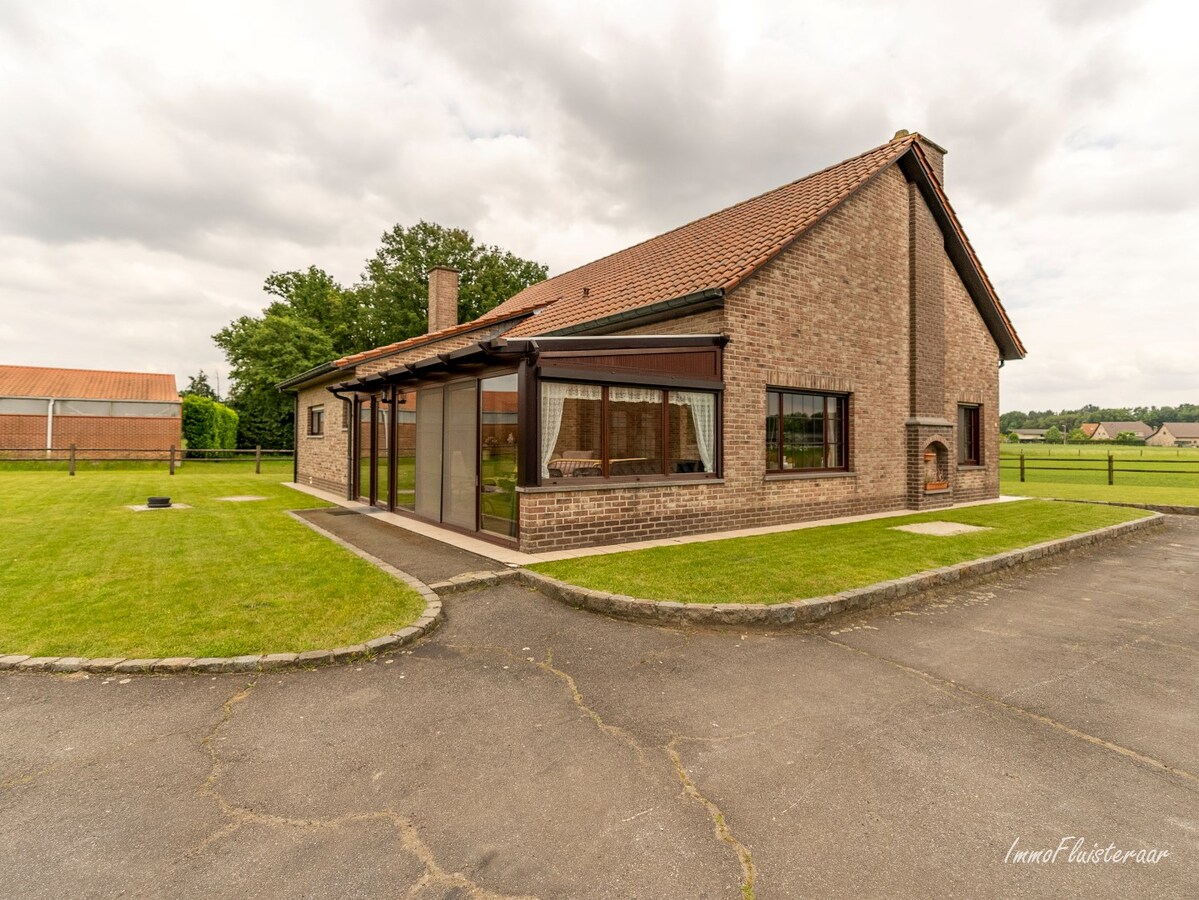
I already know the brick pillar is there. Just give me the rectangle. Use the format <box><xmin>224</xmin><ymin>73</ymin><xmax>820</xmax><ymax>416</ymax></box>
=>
<box><xmin>914</xmin><ymin>134</ymin><xmax>947</xmax><ymax>186</ymax></box>
<box><xmin>427</xmin><ymin>267</ymin><xmax>460</xmax><ymax>334</ymax></box>
<box><xmin>906</xmin><ymin>176</ymin><xmax>953</xmax><ymax>510</ymax></box>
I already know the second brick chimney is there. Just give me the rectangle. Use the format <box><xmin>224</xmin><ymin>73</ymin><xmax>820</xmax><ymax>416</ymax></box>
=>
<box><xmin>427</xmin><ymin>266</ymin><xmax>459</xmax><ymax>334</ymax></box>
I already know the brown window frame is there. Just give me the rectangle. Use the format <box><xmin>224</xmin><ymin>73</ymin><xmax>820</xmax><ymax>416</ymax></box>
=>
<box><xmin>539</xmin><ymin>380</ymin><xmax>721</xmax><ymax>485</ymax></box>
<box><xmin>765</xmin><ymin>389</ymin><xmax>849</xmax><ymax>473</ymax></box>
<box><xmin>307</xmin><ymin>404</ymin><xmax>325</xmax><ymax>437</ymax></box>
<box><xmin>958</xmin><ymin>404</ymin><xmax>982</xmax><ymax>466</ymax></box>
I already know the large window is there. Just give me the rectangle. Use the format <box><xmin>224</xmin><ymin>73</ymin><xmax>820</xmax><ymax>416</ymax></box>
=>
<box><xmin>765</xmin><ymin>390</ymin><xmax>847</xmax><ymax>472</ymax></box>
<box><xmin>958</xmin><ymin>404</ymin><xmax>981</xmax><ymax>465</ymax></box>
<box><xmin>541</xmin><ymin>381</ymin><xmax>717</xmax><ymax>481</ymax></box>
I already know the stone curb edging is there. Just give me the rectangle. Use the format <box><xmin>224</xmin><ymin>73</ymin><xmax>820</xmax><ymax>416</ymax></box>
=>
<box><xmin>427</xmin><ymin>569</ymin><xmax>522</xmax><ymax>595</ymax></box>
<box><xmin>516</xmin><ymin>513</ymin><xmax>1165</xmax><ymax>628</ymax></box>
<box><xmin>1047</xmin><ymin>498</ymin><xmax>1199</xmax><ymax>517</ymax></box>
<box><xmin>0</xmin><ymin>512</ymin><xmax>444</xmax><ymax>677</ymax></box>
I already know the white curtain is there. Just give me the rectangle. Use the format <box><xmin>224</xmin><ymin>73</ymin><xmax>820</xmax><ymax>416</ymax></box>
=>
<box><xmin>670</xmin><ymin>391</ymin><xmax>715</xmax><ymax>472</ymax></box>
<box><xmin>540</xmin><ymin>382</ymin><xmax>601</xmax><ymax>477</ymax></box>
<box><xmin>609</xmin><ymin>386</ymin><xmax>662</xmax><ymax>405</ymax></box>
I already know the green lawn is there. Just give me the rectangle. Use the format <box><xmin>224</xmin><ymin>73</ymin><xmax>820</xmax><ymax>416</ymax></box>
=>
<box><xmin>0</xmin><ymin>466</ymin><xmax>425</xmax><ymax>658</ymax></box>
<box><xmin>999</xmin><ymin>445</ymin><xmax>1199</xmax><ymax>506</ymax></box>
<box><xmin>529</xmin><ymin>500</ymin><xmax>1150</xmax><ymax>604</ymax></box>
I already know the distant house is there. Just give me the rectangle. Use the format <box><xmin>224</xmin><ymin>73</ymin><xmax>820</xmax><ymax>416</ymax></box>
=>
<box><xmin>0</xmin><ymin>365</ymin><xmax>181</xmax><ymax>459</ymax></box>
<box><xmin>1080</xmin><ymin>423</ymin><xmax>1099</xmax><ymax>438</ymax></box>
<box><xmin>1147</xmin><ymin>423</ymin><xmax>1199</xmax><ymax>448</ymax></box>
<box><xmin>1011</xmin><ymin>428</ymin><xmax>1048</xmax><ymax>442</ymax></box>
<box><xmin>1090</xmin><ymin>421</ymin><xmax>1152</xmax><ymax>442</ymax></box>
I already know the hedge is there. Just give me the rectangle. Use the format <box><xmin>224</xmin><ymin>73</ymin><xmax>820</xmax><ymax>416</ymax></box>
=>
<box><xmin>182</xmin><ymin>395</ymin><xmax>239</xmax><ymax>455</ymax></box>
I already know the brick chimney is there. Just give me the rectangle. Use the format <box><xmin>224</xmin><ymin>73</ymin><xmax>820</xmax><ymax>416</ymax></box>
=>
<box><xmin>427</xmin><ymin>266</ymin><xmax>459</xmax><ymax>334</ymax></box>
<box><xmin>913</xmin><ymin>133</ymin><xmax>947</xmax><ymax>186</ymax></box>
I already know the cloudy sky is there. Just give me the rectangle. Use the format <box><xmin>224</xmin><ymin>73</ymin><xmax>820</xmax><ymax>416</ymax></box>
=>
<box><xmin>1</xmin><ymin>0</ymin><xmax>1195</xmax><ymax>411</ymax></box>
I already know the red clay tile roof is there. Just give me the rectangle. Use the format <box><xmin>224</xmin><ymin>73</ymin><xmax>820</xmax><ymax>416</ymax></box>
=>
<box><xmin>335</xmin><ymin>313</ymin><xmax>532</xmax><ymax>367</ymax></box>
<box><xmin>323</xmin><ymin>131</ymin><xmax>1023</xmax><ymax>377</ymax></box>
<box><xmin>482</xmin><ymin>133</ymin><xmax>918</xmax><ymax>337</ymax></box>
<box><xmin>1080</xmin><ymin>423</ymin><xmax>1099</xmax><ymax>437</ymax></box>
<box><xmin>0</xmin><ymin>365</ymin><xmax>179</xmax><ymax>402</ymax></box>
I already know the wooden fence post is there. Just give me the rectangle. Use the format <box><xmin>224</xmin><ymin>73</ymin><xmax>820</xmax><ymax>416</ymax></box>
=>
<box><xmin>255</xmin><ymin>445</ymin><xmax>262</xmax><ymax>474</ymax></box>
<box><xmin>1019</xmin><ymin>451</ymin><xmax>1025</xmax><ymax>483</ymax></box>
<box><xmin>69</xmin><ymin>444</ymin><xmax>76</xmax><ymax>476</ymax></box>
<box><xmin>169</xmin><ymin>445</ymin><xmax>176</xmax><ymax>476</ymax></box>
<box><xmin>1108</xmin><ymin>452</ymin><xmax>1114</xmax><ymax>486</ymax></box>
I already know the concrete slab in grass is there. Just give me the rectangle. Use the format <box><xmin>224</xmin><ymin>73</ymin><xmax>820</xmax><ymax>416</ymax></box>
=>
<box><xmin>890</xmin><ymin>521</ymin><xmax>991</xmax><ymax>536</ymax></box>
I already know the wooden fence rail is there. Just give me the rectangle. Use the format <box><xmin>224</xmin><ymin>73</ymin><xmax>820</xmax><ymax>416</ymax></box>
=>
<box><xmin>1000</xmin><ymin>451</ymin><xmax>1199</xmax><ymax>486</ymax></box>
<box><xmin>0</xmin><ymin>445</ymin><xmax>293</xmax><ymax>475</ymax></box>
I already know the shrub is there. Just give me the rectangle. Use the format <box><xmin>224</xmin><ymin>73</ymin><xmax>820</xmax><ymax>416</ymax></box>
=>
<box><xmin>1044</xmin><ymin>426</ymin><xmax>1064</xmax><ymax>444</ymax></box>
<box><xmin>182</xmin><ymin>395</ymin><xmax>240</xmax><ymax>456</ymax></box>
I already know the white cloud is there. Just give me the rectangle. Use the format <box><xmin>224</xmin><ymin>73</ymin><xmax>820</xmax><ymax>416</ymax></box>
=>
<box><xmin>0</xmin><ymin>0</ymin><xmax>1195</xmax><ymax>412</ymax></box>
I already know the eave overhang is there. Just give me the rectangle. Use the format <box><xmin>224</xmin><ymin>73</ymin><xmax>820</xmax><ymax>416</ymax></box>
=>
<box><xmin>328</xmin><ymin>334</ymin><xmax>729</xmax><ymax>394</ymax></box>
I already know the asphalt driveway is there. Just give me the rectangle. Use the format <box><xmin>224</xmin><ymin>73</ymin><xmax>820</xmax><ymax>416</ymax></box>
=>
<box><xmin>1</xmin><ymin>517</ymin><xmax>1196</xmax><ymax>898</ymax></box>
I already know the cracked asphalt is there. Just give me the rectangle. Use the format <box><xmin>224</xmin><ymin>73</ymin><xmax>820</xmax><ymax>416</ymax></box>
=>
<box><xmin>2</xmin><ymin>516</ymin><xmax>1197</xmax><ymax>898</ymax></box>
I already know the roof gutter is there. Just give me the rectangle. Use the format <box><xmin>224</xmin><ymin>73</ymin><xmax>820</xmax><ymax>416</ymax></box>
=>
<box><xmin>545</xmin><ymin>287</ymin><xmax>725</xmax><ymax>336</ymax></box>
<box><xmin>276</xmin><ymin>361</ymin><xmax>342</xmax><ymax>392</ymax></box>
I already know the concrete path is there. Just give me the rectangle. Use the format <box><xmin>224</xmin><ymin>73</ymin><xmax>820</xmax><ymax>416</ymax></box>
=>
<box><xmin>2</xmin><ymin>519</ymin><xmax>1196</xmax><ymax>898</ymax></box>
<box><xmin>295</xmin><ymin>507</ymin><xmax>505</xmax><ymax>584</ymax></box>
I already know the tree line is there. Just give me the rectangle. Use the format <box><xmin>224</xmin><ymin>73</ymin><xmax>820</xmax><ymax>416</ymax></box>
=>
<box><xmin>191</xmin><ymin>221</ymin><xmax>547</xmax><ymax>449</ymax></box>
<box><xmin>1000</xmin><ymin>403</ymin><xmax>1199</xmax><ymax>435</ymax></box>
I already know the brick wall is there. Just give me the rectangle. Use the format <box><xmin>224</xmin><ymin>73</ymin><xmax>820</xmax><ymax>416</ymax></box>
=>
<box><xmin>944</xmin><ymin>252</ymin><xmax>1001</xmax><ymax>502</ymax></box>
<box><xmin>296</xmin><ymin>382</ymin><xmax>352</xmax><ymax>494</ymax></box>
<box><xmin>0</xmin><ymin>414</ymin><xmax>181</xmax><ymax>459</ymax></box>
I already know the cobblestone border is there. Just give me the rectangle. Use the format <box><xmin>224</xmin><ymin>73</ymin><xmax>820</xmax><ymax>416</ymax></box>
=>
<box><xmin>0</xmin><ymin>511</ymin><xmax>443</xmax><ymax>676</ymax></box>
<box><xmin>516</xmin><ymin>513</ymin><xmax>1165</xmax><ymax>628</ymax></box>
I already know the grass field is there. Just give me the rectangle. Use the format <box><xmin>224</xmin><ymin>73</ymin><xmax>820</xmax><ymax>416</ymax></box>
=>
<box><xmin>0</xmin><ymin>465</ymin><xmax>424</xmax><ymax>658</ymax></box>
<box><xmin>530</xmin><ymin>500</ymin><xmax>1150</xmax><ymax>604</ymax></box>
<box><xmin>999</xmin><ymin>444</ymin><xmax>1199</xmax><ymax>506</ymax></box>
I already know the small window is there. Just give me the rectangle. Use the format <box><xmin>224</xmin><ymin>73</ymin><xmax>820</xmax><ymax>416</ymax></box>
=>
<box><xmin>765</xmin><ymin>390</ymin><xmax>848</xmax><ymax>472</ymax></box>
<box><xmin>958</xmin><ymin>405</ymin><xmax>981</xmax><ymax>465</ymax></box>
<box><xmin>308</xmin><ymin>405</ymin><xmax>325</xmax><ymax>436</ymax></box>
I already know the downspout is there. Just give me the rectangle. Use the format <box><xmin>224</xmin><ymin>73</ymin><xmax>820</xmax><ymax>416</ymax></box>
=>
<box><xmin>292</xmin><ymin>394</ymin><xmax>299</xmax><ymax>484</ymax></box>
<box><xmin>45</xmin><ymin>398</ymin><xmax>55</xmax><ymax>459</ymax></box>
<box><xmin>329</xmin><ymin>387</ymin><xmax>356</xmax><ymax>501</ymax></box>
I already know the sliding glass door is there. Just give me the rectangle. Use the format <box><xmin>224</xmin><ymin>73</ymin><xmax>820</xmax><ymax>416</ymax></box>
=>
<box><xmin>441</xmin><ymin>380</ymin><xmax>478</xmax><ymax>530</ymax></box>
<box><xmin>370</xmin><ymin>374</ymin><xmax>518</xmax><ymax>541</ymax></box>
<box><xmin>480</xmin><ymin>374</ymin><xmax>518</xmax><ymax>537</ymax></box>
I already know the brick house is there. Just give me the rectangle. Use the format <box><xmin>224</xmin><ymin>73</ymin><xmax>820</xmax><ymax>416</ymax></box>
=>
<box><xmin>1147</xmin><ymin>423</ymin><xmax>1199</xmax><ymax>448</ymax></box>
<box><xmin>281</xmin><ymin>132</ymin><xmax>1024</xmax><ymax>552</ymax></box>
<box><xmin>1090</xmin><ymin>421</ymin><xmax>1153</xmax><ymax>442</ymax></box>
<box><xmin>0</xmin><ymin>365</ymin><xmax>181</xmax><ymax>459</ymax></box>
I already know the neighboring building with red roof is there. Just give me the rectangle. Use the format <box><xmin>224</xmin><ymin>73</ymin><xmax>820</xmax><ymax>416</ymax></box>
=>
<box><xmin>0</xmin><ymin>365</ymin><xmax>180</xmax><ymax>459</ymax></box>
<box><xmin>281</xmin><ymin>131</ymin><xmax>1024</xmax><ymax>552</ymax></box>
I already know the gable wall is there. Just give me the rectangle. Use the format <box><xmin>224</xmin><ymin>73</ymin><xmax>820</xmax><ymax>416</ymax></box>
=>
<box><xmin>519</xmin><ymin>164</ymin><xmax>1006</xmax><ymax>551</ymax></box>
<box><xmin>518</xmin><ymin>165</ymin><xmax>915</xmax><ymax>550</ymax></box>
<box><xmin>295</xmin><ymin>380</ymin><xmax>352</xmax><ymax>494</ymax></box>
<box><xmin>943</xmin><ymin>244</ymin><xmax>1001</xmax><ymax>500</ymax></box>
